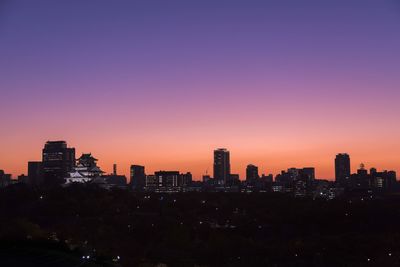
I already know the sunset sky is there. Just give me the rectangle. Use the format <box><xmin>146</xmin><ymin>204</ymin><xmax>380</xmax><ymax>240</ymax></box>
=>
<box><xmin>1</xmin><ymin>0</ymin><xmax>400</xmax><ymax>180</ymax></box>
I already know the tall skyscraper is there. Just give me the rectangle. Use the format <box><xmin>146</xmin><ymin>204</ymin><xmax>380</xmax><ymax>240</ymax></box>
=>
<box><xmin>246</xmin><ymin>164</ymin><xmax>259</xmax><ymax>183</ymax></box>
<box><xmin>42</xmin><ymin>141</ymin><xmax>75</xmax><ymax>185</ymax></box>
<box><xmin>130</xmin><ymin>165</ymin><xmax>146</xmax><ymax>189</ymax></box>
<box><xmin>335</xmin><ymin>153</ymin><xmax>351</xmax><ymax>186</ymax></box>
<box><xmin>213</xmin><ymin>148</ymin><xmax>230</xmax><ymax>185</ymax></box>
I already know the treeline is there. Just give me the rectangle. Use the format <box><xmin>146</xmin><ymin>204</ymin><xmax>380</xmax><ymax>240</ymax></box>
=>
<box><xmin>1</xmin><ymin>184</ymin><xmax>400</xmax><ymax>266</ymax></box>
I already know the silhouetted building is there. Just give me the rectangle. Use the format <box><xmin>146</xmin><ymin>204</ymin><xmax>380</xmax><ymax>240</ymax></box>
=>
<box><xmin>386</xmin><ymin>171</ymin><xmax>397</xmax><ymax>191</ymax></box>
<box><xmin>230</xmin><ymin>174</ymin><xmax>240</xmax><ymax>186</ymax></box>
<box><xmin>202</xmin><ymin>175</ymin><xmax>211</xmax><ymax>183</ymax></box>
<box><xmin>275</xmin><ymin>167</ymin><xmax>316</xmax><ymax>196</ymax></box>
<box><xmin>357</xmin><ymin>163</ymin><xmax>368</xmax><ymax>176</ymax></box>
<box><xmin>130</xmin><ymin>165</ymin><xmax>146</xmax><ymax>190</ymax></box>
<box><xmin>349</xmin><ymin>163</ymin><xmax>369</xmax><ymax>189</ymax></box>
<box><xmin>313</xmin><ymin>180</ymin><xmax>343</xmax><ymax>200</ymax></box>
<box><xmin>18</xmin><ymin>174</ymin><xmax>29</xmax><ymax>184</ymax></box>
<box><xmin>155</xmin><ymin>171</ymin><xmax>180</xmax><ymax>187</ymax></box>
<box><xmin>42</xmin><ymin>141</ymin><xmax>75</xmax><ymax>185</ymax></box>
<box><xmin>103</xmin><ymin>174</ymin><xmax>127</xmax><ymax>187</ymax></box>
<box><xmin>256</xmin><ymin>174</ymin><xmax>273</xmax><ymax>191</ymax></box>
<box><xmin>0</xmin><ymin>170</ymin><xmax>11</xmax><ymax>188</ymax></box>
<box><xmin>145</xmin><ymin>171</ymin><xmax>193</xmax><ymax>192</ymax></box>
<box><xmin>260</xmin><ymin>174</ymin><xmax>273</xmax><ymax>183</ymax></box>
<box><xmin>28</xmin><ymin>161</ymin><xmax>43</xmax><ymax>186</ymax></box>
<box><xmin>113</xmin><ymin>164</ymin><xmax>117</xmax><ymax>175</ymax></box>
<box><xmin>246</xmin><ymin>164</ymin><xmax>259</xmax><ymax>184</ymax></box>
<box><xmin>275</xmin><ymin>170</ymin><xmax>295</xmax><ymax>193</ymax></box>
<box><xmin>294</xmin><ymin>179</ymin><xmax>307</xmax><ymax>197</ymax></box>
<box><xmin>347</xmin><ymin>164</ymin><xmax>397</xmax><ymax>192</ymax></box>
<box><xmin>302</xmin><ymin>167</ymin><xmax>315</xmax><ymax>183</ymax></box>
<box><xmin>213</xmin><ymin>148</ymin><xmax>230</xmax><ymax>186</ymax></box>
<box><xmin>335</xmin><ymin>153</ymin><xmax>351</xmax><ymax>187</ymax></box>
<box><xmin>272</xmin><ymin>182</ymin><xmax>285</xmax><ymax>193</ymax></box>
<box><xmin>180</xmin><ymin>172</ymin><xmax>193</xmax><ymax>187</ymax></box>
<box><xmin>145</xmin><ymin>175</ymin><xmax>158</xmax><ymax>188</ymax></box>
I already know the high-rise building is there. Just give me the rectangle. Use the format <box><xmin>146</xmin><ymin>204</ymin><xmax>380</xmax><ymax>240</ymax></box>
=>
<box><xmin>246</xmin><ymin>164</ymin><xmax>259</xmax><ymax>183</ymax></box>
<box><xmin>42</xmin><ymin>141</ymin><xmax>75</xmax><ymax>185</ymax></box>
<box><xmin>335</xmin><ymin>153</ymin><xmax>351</xmax><ymax>187</ymax></box>
<box><xmin>130</xmin><ymin>165</ymin><xmax>146</xmax><ymax>189</ymax></box>
<box><xmin>213</xmin><ymin>148</ymin><xmax>230</xmax><ymax>185</ymax></box>
<box><xmin>28</xmin><ymin>161</ymin><xmax>43</xmax><ymax>186</ymax></box>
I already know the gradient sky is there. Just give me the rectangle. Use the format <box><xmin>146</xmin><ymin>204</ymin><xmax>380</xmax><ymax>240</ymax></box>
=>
<box><xmin>1</xmin><ymin>0</ymin><xmax>400</xmax><ymax>180</ymax></box>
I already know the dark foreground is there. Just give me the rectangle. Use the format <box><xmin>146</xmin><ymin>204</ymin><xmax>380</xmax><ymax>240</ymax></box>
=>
<box><xmin>1</xmin><ymin>184</ymin><xmax>400</xmax><ymax>266</ymax></box>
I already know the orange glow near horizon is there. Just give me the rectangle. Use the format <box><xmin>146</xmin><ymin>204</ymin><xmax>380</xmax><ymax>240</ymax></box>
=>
<box><xmin>1</xmin><ymin>133</ymin><xmax>399</xmax><ymax>181</ymax></box>
<box><xmin>1</xmin><ymin>1</ymin><xmax>400</xmax><ymax>181</ymax></box>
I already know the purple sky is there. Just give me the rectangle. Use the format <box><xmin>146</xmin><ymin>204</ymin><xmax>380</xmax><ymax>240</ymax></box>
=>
<box><xmin>1</xmin><ymin>0</ymin><xmax>400</xmax><ymax>179</ymax></box>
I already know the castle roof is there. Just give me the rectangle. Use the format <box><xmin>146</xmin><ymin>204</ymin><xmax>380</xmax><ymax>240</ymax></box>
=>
<box><xmin>78</xmin><ymin>153</ymin><xmax>98</xmax><ymax>161</ymax></box>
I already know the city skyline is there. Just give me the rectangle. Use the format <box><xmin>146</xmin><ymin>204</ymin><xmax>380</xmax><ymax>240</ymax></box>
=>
<box><xmin>2</xmin><ymin>2</ymin><xmax>400</xmax><ymax>266</ymax></box>
<box><xmin>1</xmin><ymin>0</ymin><xmax>400</xmax><ymax>179</ymax></box>
<box><xmin>1</xmin><ymin>139</ymin><xmax>398</xmax><ymax>181</ymax></box>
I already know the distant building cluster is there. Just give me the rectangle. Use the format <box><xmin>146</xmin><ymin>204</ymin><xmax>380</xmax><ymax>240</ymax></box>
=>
<box><xmin>334</xmin><ymin>153</ymin><xmax>397</xmax><ymax>192</ymax></box>
<box><xmin>1</xmin><ymin>142</ymin><xmax>398</xmax><ymax>198</ymax></box>
<box><xmin>130</xmin><ymin>150</ymin><xmax>398</xmax><ymax>198</ymax></box>
<box><xmin>6</xmin><ymin>141</ymin><xmax>127</xmax><ymax>189</ymax></box>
